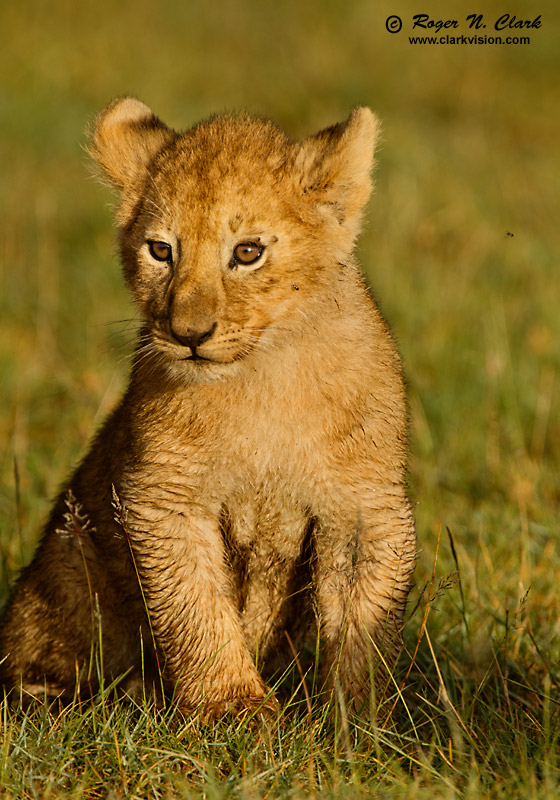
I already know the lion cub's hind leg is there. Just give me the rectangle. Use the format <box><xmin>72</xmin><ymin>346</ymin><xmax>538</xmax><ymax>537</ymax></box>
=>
<box><xmin>0</xmin><ymin>493</ymin><xmax>149</xmax><ymax>706</ymax></box>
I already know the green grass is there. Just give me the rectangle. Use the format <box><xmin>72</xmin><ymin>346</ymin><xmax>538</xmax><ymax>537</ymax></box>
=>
<box><xmin>1</xmin><ymin>0</ymin><xmax>559</xmax><ymax>796</ymax></box>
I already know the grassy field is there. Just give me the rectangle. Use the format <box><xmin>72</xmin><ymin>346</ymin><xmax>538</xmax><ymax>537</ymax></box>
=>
<box><xmin>1</xmin><ymin>0</ymin><xmax>559</xmax><ymax>796</ymax></box>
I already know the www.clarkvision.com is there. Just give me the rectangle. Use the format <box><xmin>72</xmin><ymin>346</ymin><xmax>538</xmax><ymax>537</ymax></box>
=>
<box><xmin>385</xmin><ymin>13</ymin><xmax>542</xmax><ymax>45</ymax></box>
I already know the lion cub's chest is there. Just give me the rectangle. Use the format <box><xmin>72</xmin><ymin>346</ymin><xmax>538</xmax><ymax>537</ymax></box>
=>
<box><xmin>222</xmin><ymin>476</ymin><xmax>309</xmax><ymax>562</ymax></box>
<box><xmin>141</xmin><ymin>381</ymin><xmax>318</xmax><ymax>558</ymax></box>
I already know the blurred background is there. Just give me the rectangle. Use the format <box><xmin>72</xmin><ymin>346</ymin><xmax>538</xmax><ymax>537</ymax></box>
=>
<box><xmin>0</xmin><ymin>0</ymin><xmax>558</xmax><ymax>664</ymax></box>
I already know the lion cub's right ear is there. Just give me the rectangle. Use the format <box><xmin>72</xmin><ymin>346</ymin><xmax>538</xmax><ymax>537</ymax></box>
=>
<box><xmin>90</xmin><ymin>97</ymin><xmax>176</xmax><ymax>190</ymax></box>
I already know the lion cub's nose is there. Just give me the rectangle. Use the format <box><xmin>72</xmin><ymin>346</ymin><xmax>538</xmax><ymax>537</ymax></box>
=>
<box><xmin>171</xmin><ymin>322</ymin><xmax>217</xmax><ymax>350</ymax></box>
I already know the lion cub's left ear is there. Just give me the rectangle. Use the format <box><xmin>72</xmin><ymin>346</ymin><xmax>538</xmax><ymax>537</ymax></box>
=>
<box><xmin>292</xmin><ymin>108</ymin><xmax>379</xmax><ymax>244</ymax></box>
<box><xmin>90</xmin><ymin>97</ymin><xmax>176</xmax><ymax>191</ymax></box>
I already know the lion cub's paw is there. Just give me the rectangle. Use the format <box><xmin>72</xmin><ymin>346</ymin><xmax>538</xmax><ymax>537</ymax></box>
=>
<box><xmin>198</xmin><ymin>692</ymin><xmax>280</xmax><ymax>723</ymax></box>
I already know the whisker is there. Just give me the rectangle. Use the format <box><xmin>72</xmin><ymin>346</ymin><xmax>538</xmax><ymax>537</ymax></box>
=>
<box><xmin>95</xmin><ymin>318</ymin><xmax>142</xmax><ymax>329</ymax></box>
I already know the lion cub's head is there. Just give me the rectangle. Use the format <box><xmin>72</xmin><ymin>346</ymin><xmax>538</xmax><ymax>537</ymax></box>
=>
<box><xmin>91</xmin><ymin>98</ymin><xmax>379</xmax><ymax>381</ymax></box>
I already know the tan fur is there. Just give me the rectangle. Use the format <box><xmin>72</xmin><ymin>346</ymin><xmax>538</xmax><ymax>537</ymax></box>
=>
<box><xmin>0</xmin><ymin>99</ymin><xmax>416</xmax><ymax>718</ymax></box>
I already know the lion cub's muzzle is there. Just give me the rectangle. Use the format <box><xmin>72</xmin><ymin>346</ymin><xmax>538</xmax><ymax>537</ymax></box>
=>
<box><xmin>169</xmin><ymin>281</ymin><xmax>221</xmax><ymax>359</ymax></box>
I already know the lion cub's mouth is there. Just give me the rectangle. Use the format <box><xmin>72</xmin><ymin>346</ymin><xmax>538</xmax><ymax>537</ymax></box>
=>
<box><xmin>175</xmin><ymin>345</ymin><xmax>240</xmax><ymax>366</ymax></box>
<box><xmin>182</xmin><ymin>352</ymin><xmax>211</xmax><ymax>362</ymax></box>
<box><xmin>148</xmin><ymin>323</ymin><xmax>262</xmax><ymax>369</ymax></box>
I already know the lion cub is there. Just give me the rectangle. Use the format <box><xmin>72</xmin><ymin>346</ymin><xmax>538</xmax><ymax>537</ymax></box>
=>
<box><xmin>0</xmin><ymin>99</ymin><xmax>416</xmax><ymax>718</ymax></box>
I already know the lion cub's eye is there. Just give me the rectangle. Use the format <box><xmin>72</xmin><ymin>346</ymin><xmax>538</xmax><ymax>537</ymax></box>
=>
<box><xmin>148</xmin><ymin>241</ymin><xmax>173</xmax><ymax>263</ymax></box>
<box><xmin>232</xmin><ymin>242</ymin><xmax>264</xmax><ymax>266</ymax></box>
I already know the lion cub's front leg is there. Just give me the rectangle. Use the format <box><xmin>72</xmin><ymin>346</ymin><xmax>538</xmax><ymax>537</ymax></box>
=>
<box><xmin>121</xmin><ymin>497</ymin><xmax>275</xmax><ymax>720</ymax></box>
<box><xmin>314</xmin><ymin>488</ymin><xmax>416</xmax><ymax>712</ymax></box>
